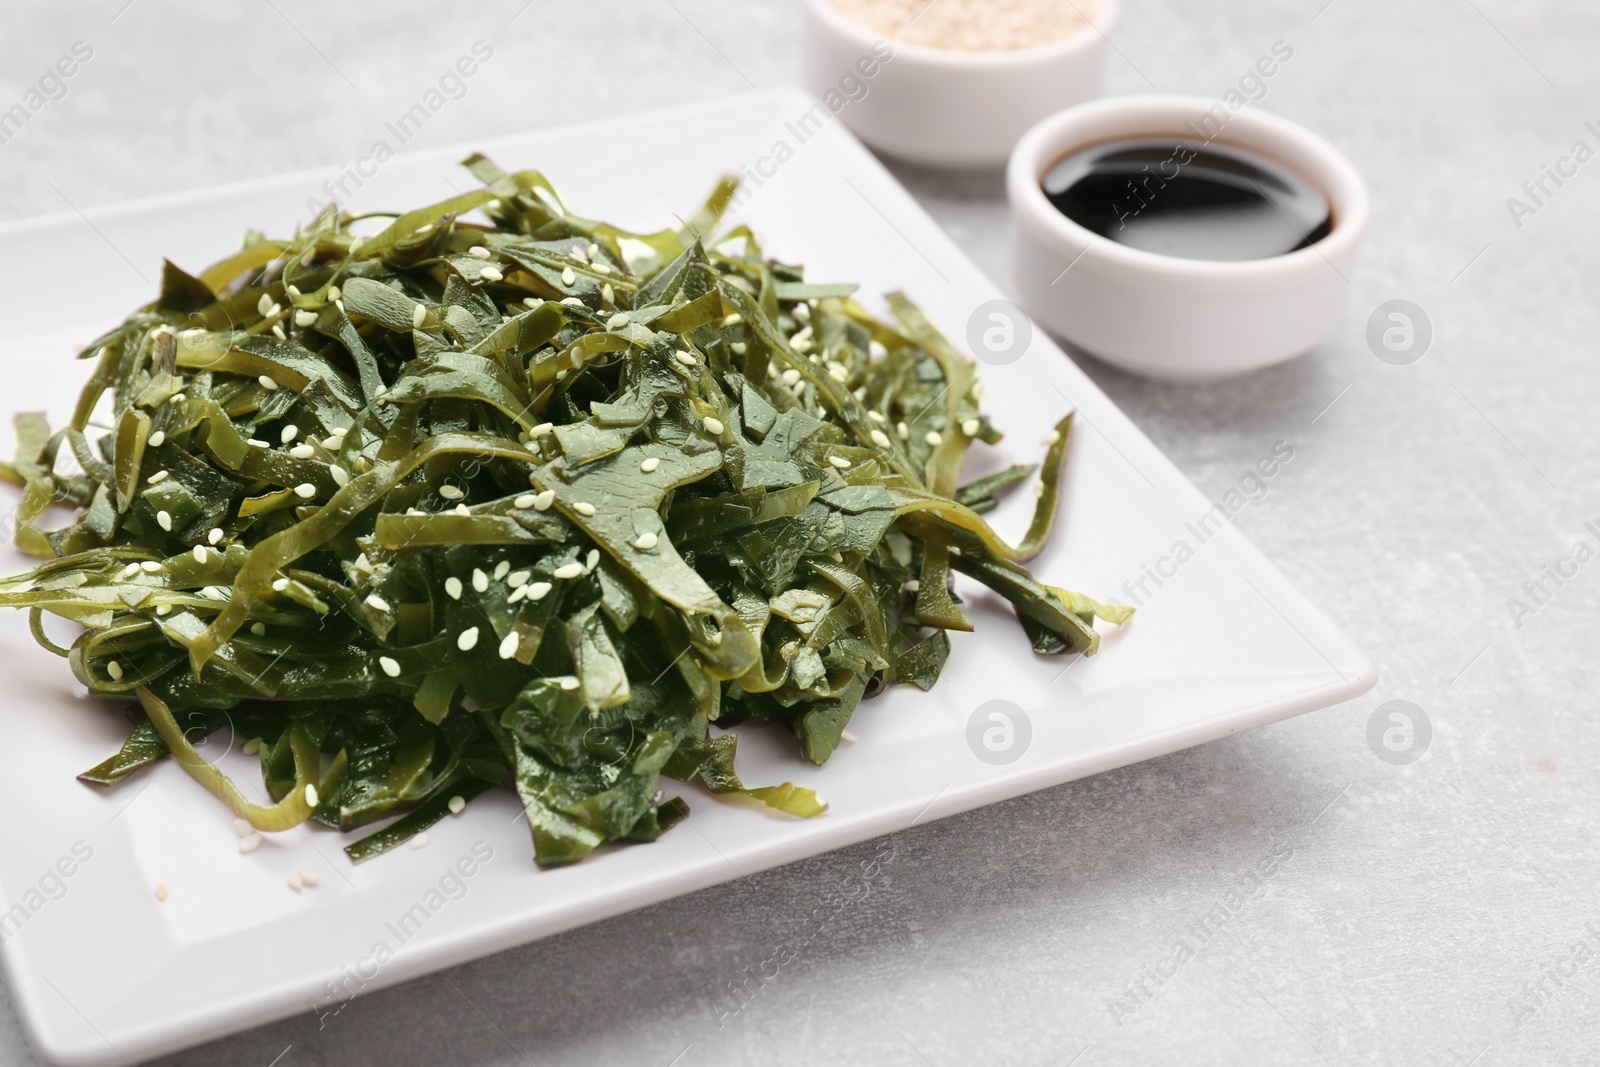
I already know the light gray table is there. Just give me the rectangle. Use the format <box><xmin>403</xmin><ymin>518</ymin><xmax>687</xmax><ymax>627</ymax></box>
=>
<box><xmin>3</xmin><ymin>1</ymin><xmax>1597</xmax><ymax>1064</ymax></box>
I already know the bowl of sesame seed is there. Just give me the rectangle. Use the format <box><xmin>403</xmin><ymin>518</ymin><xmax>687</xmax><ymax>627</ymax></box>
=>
<box><xmin>801</xmin><ymin>0</ymin><xmax>1115</xmax><ymax>168</ymax></box>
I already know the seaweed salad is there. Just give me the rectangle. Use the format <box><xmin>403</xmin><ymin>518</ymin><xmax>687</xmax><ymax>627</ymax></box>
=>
<box><xmin>0</xmin><ymin>155</ymin><xmax>1128</xmax><ymax>867</ymax></box>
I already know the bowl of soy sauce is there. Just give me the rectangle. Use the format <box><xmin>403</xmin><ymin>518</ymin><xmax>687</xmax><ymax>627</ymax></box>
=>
<box><xmin>1006</xmin><ymin>95</ymin><xmax>1368</xmax><ymax>380</ymax></box>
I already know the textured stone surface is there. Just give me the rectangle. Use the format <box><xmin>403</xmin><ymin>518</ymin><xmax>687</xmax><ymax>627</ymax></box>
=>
<box><xmin>3</xmin><ymin>1</ymin><xmax>1599</xmax><ymax>1064</ymax></box>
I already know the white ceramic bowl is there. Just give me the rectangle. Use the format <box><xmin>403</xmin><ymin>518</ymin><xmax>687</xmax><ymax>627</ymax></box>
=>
<box><xmin>1007</xmin><ymin>95</ymin><xmax>1369</xmax><ymax>380</ymax></box>
<box><xmin>800</xmin><ymin>0</ymin><xmax>1115</xmax><ymax>168</ymax></box>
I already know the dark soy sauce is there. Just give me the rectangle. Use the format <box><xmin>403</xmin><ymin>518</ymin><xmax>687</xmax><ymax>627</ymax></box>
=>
<box><xmin>1041</xmin><ymin>139</ymin><xmax>1332</xmax><ymax>261</ymax></box>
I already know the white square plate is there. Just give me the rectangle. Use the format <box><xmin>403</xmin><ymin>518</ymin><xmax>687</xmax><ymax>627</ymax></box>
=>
<box><xmin>0</xmin><ymin>88</ymin><xmax>1374</xmax><ymax>1065</ymax></box>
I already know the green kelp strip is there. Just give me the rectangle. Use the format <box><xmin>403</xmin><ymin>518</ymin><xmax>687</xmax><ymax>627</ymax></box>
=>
<box><xmin>0</xmin><ymin>154</ymin><xmax>1128</xmax><ymax>867</ymax></box>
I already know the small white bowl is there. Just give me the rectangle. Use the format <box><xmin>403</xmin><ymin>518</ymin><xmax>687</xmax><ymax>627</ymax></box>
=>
<box><xmin>800</xmin><ymin>0</ymin><xmax>1116</xmax><ymax>168</ymax></box>
<box><xmin>1007</xmin><ymin>95</ymin><xmax>1369</xmax><ymax>380</ymax></box>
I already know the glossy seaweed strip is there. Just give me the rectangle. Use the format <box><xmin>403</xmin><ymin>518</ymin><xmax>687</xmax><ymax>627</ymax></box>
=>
<box><xmin>0</xmin><ymin>154</ymin><xmax>1128</xmax><ymax>867</ymax></box>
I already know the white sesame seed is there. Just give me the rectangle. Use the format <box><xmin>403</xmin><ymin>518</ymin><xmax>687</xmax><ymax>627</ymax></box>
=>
<box><xmin>1045</xmin><ymin>429</ymin><xmax>1061</xmax><ymax>446</ymax></box>
<box><xmin>208</xmin><ymin>527</ymin><xmax>223</xmax><ymax>545</ymax></box>
<box><xmin>903</xmin><ymin>580</ymin><xmax>921</xmax><ymax>592</ymax></box>
<box><xmin>514</xmin><ymin>494</ymin><xmax>536</xmax><ymax>509</ymax></box>
<box><xmin>553</xmin><ymin>562</ymin><xmax>584</xmax><ymax>580</ymax></box>
<box><xmin>300</xmin><ymin>869</ymin><xmax>321</xmax><ymax>887</ymax></box>
<box><xmin>169</xmin><ymin>392</ymin><xmax>186</xmax><ymax>404</ymax></box>
<box><xmin>731</xmin><ymin>342</ymin><xmax>747</xmax><ymax>355</ymax></box>
<box><xmin>294</xmin><ymin>310</ymin><xmax>317</xmax><ymax>328</ymax></box>
<box><xmin>107</xmin><ymin>660</ymin><xmax>124</xmax><ymax>681</ymax></box>
<box><xmin>157</xmin><ymin>510</ymin><xmax>172</xmax><ymax>531</ymax></box>
<box><xmin>286</xmin><ymin>285</ymin><xmax>301</xmax><ymax>298</ymax></box>
<box><xmin>331</xmin><ymin>426</ymin><xmax>348</xmax><ymax>437</ymax></box>
<box><xmin>412</xmin><ymin>304</ymin><xmax>426</xmax><ymax>329</ymax></box>
<box><xmin>533</xmin><ymin>489</ymin><xmax>555</xmax><ymax>511</ymax></box>
<box><xmin>828</xmin><ymin>455</ymin><xmax>851</xmax><ymax>469</ymax></box>
<box><xmin>828</xmin><ymin>364</ymin><xmax>849</xmax><ymax>383</ymax></box>
<box><xmin>781</xmin><ymin>368</ymin><xmax>802</xmax><ymax>386</ymax></box>
<box><xmin>120</xmin><ymin>563</ymin><xmax>141</xmax><ymax>578</ymax></box>
<box><xmin>410</xmin><ymin>833</ymin><xmax>430</xmax><ymax>850</ymax></box>
<box><xmin>866</xmin><ymin>410</ymin><xmax>886</xmax><ymax>425</ymax></box>
<box><xmin>257</xmin><ymin>294</ymin><xmax>274</xmax><ymax>316</ymax></box>
<box><xmin>529</xmin><ymin>422</ymin><xmax>553</xmax><ymax>438</ymax></box>
<box><xmin>560</xmin><ymin>296</ymin><xmax>583</xmax><ymax>307</ymax></box>
<box><xmin>722</xmin><ymin>313</ymin><xmax>743</xmax><ymax>326</ymax></box>
<box><xmin>507</xmin><ymin>584</ymin><xmax>528</xmax><ymax>604</ymax></box>
<box><xmin>562</xmin><ymin>266</ymin><xmax>576</xmax><ymax>286</ymax></box>
<box><xmin>304</xmin><ymin>784</ymin><xmax>318</xmax><ymax>807</ymax></box>
<box><xmin>148</xmin><ymin>430</ymin><xmax>166</xmax><ymax>447</ymax></box>
<box><xmin>280</xmin><ymin>425</ymin><xmax>298</xmax><ymax>444</ymax></box>
<box><xmin>559</xmin><ymin>675</ymin><xmax>579</xmax><ymax>691</ymax></box>
<box><xmin>601</xmin><ymin>283</ymin><xmax>615</xmax><ymax>304</ymax></box>
<box><xmin>242</xmin><ymin>738</ymin><xmax>260</xmax><ymax>755</ymax></box>
<box><xmin>640</xmin><ymin>457</ymin><xmax>660</xmax><ymax>473</ymax></box>
<box><xmin>293</xmin><ymin>482</ymin><xmax>316</xmax><ymax>499</ymax></box>
<box><xmin>289</xmin><ymin>443</ymin><xmax>314</xmax><ymax>459</ymax></box>
<box><xmin>379</xmin><ymin>656</ymin><xmax>401</xmax><ymax>677</ymax></box>
<box><xmin>287</xmin><ymin>871</ymin><xmax>303</xmax><ymax>893</ymax></box>
<box><xmin>439</xmin><ymin>484</ymin><xmax>465</xmax><ymax>500</ymax></box>
<box><xmin>607</xmin><ymin>312</ymin><xmax>630</xmax><ymax>330</ymax></box>
<box><xmin>271</xmin><ymin>577</ymin><xmax>290</xmax><ymax>591</ymax></box>
<box><xmin>962</xmin><ymin>418</ymin><xmax>981</xmax><ymax>436</ymax></box>
<box><xmin>586</xmin><ymin>242</ymin><xmax>599</xmax><ymax>259</ymax></box>
<box><xmin>259</xmin><ymin>375</ymin><xmax>278</xmax><ymax>391</ymax></box>
<box><xmin>330</xmin><ymin>465</ymin><xmax>349</xmax><ymax>487</ymax></box>
<box><xmin>793</xmin><ymin>301</ymin><xmax>811</xmax><ymax>323</ymax></box>
<box><xmin>480</xmin><ymin>267</ymin><xmax>503</xmax><ymax>282</ymax></box>
<box><xmin>448</xmin><ymin>795</ymin><xmax>466</xmax><ymax>815</ymax></box>
<box><xmin>247</xmin><ymin>439</ymin><xmax>269</xmax><ymax>449</ymax></box>
<box><xmin>633</xmin><ymin>531</ymin><xmax>658</xmax><ymax>550</ymax></box>
<box><xmin>239</xmin><ymin>833</ymin><xmax>263</xmax><ymax>854</ymax></box>
<box><xmin>897</xmin><ymin>421</ymin><xmax>909</xmax><ymax>440</ymax></box>
<box><xmin>870</xmin><ymin>340</ymin><xmax>888</xmax><ymax>359</ymax></box>
<box><xmin>508</xmin><ymin>569</ymin><xmax>531</xmax><ymax>587</ymax></box>
<box><xmin>227</xmin><ymin>818</ymin><xmax>251</xmax><ymax>839</ymax></box>
<box><xmin>572</xmin><ymin>501</ymin><xmax>597</xmax><ymax>517</ymax></box>
<box><xmin>493</xmin><ymin>560</ymin><xmax>510</xmax><ymax>581</ymax></box>
<box><xmin>675</xmin><ymin>350</ymin><xmax>697</xmax><ymax>367</ymax></box>
<box><xmin>472</xmin><ymin>568</ymin><xmax>488</xmax><ymax>592</ymax></box>
<box><xmin>584</xmin><ymin>548</ymin><xmax>600</xmax><ymax>574</ymax></box>
<box><xmin>251</xmin><ymin>622</ymin><xmax>266</xmax><ymax>636</ymax></box>
<box><xmin>703</xmin><ymin>416</ymin><xmax>724</xmax><ymax>435</ymax></box>
<box><xmin>193</xmin><ymin>545</ymin><xmax>206</xmax><ymax>563</ymax></box>
<box><xmin>498</xmin><ymin>631</ymin><xmax>520</xmax><ymax>659</ymax></box>
<box><xmin>841</xmin><ymin>729</ymin><xmax>859</xmax><ymax>743</ymax></box>
<box><xmin>365</xmin><ymin>593</ymin><xmax>390</xmax><ymax>612</ymax></box>
<box><xmin>925</xmin><ymin>431</ymin><xmax>943</xmax><ymax>447</ymax></box>
<box><xmin>458</xmin><ymin>627</ymin><xmax>480</xmax><ymax>651</ymax></box>
<box><xmin>445</xmin><ymin>576</ymin><xmax>463</xmax><ymax>600</ymax></box>
<box><xmin>468</xmin><ymin>245</ymin><xmax>492</xmax><ymax>259</ymax></box>
<box><xmin>328</xmin><ymin>285</ymin><xmax>341</xmax><ymax>301</ymax></box>
<box><xmin>871</xmin><ymin>429</ymin><xmax>891</xmax><ymax>448</ymax></box>
<box><xmin>593</xmin><ymin>262</ymin><xmax>611</xmax><ymax>275</ymax></box>
<box><xmin>141</xmin><ymin>560</ymin><xmax>163</xmax><ymax>573</ymax></box>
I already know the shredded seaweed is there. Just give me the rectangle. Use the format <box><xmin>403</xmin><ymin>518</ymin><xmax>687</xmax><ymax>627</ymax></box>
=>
<box><xmin>0</xmin><ymin>155</ymin><xmax>1127</xmax><ymax>867</ymax></box>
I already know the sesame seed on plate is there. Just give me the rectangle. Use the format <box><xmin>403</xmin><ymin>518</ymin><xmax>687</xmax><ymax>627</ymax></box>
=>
<box><xmin>585</xmin><ymin>548</ymin><xmax>599</xmax><ymax>573</ymax></box>
<box><xmin>234</xmin><ymin>818</ymin><xmax>253</xmax><ymax>837</ymax></box>
<box><xmin>448</xmin><ymin>795</ymin><xmax>466</xmax><ymax>815</ymax></box>
<box><xmin>379</xmin><ymin>656</ymin><xmax>401</xmax><ymax>678</ymax></box>
<box><xmin>293</xmin><ymin>483</ymin><xmax>316</xmax><ymax>499</ymax></box>
<box><xmin>572</xmin><ymin>501</ymin><xmax>596</xmax><ymax>517</ymax></box>
<box><xmin>1045</xmin><ymin>429</ymin><xmax>1061</xmax><ymax>445</ymax></box>
<box><xmin>365</xmin><ymin>593</ymin><xmax>390</xmax><ymax>612</ymax></box>
<box><xmin>445</xmin><ymin>576</ymin><xmax>463</xmax><ymax>600</ymax></box>
<box><xmin>120</xmin><ymin>563</ymin><xmax>141</xmax><ymax>578</ymax></box>
<box><xmin>457</xmin><ymin>627</ymin><xmax>480</xmax><ymax>651</ymax></box>
<box><xmin>150</xmin><ymin>884</ymin><xmax>166</xmax><ymax>902</ymax></box>
<box><xmin>841</xmin><ymin>729</ymin><xmax>859</xmax><ymax>743</ymax></box>
<box><xmin>553</xmin><ymin>562</ymin><xmax>584</xmax><ymax>580</ymax></box>
<box><xmin>480</xmin><ymin>267</ymin><xmax>503</xmax><ymax>282</ymax></box>
<box><xmin>239</xmin><ymin>833</ymin><xmax>263</xmax><ymax>854</ymax></box>
<box><xmin>157</xmin><ymin>511</ymin><xmax>172</xmax><ymax>531</ymax></box>
<box><xmin>866</xmin><ymin>410</ymin><xmax>886</xmax><ymax>424</ymax></box>
<box><xmin>869</xmin><ymin>340</ymin><xmax>888</xmax><ymax>359</ymax></box>
<box><xmin>410</xmin><ymin>833</ymin><xmax>430</xmax><ymax>850</ymax></box>
<box><xmin>452</xmin><ymin>503</ymin><xmax>471</xmax><ymax>517</ymax></box>
<box><xmin>331</xmin><ymin>426</ymin><xmax>348</xmax><ymax>436</ymax></box>
<box><xmin>498</xmin><ymin>632</ymin><xmax>520</xmax><ymax>659</ymax></box>
<box><xmin>472</xmin><ymin>568</ymin><xmax>488</xmax><ymax>592</ymax></box>
<box><xmin>300</xmin><ymin>869</ymin><xmax>321</xmax><ymax>888</ymax></box>
<box><xmin>148</xmin><ymin>430</ymin><xmax>166</xmax><ymax>447</ymax></box>
<box><xmin>287</xmin><ymin>871</ymin><xmax>303</xmax><ymax>893</ymax></box>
